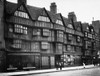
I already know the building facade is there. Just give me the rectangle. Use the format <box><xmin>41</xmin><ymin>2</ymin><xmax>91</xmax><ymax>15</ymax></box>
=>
<box><xmin>0</xmin><ymin>0</ymin><xmax>99</xmax><ymax>72</ymax></box>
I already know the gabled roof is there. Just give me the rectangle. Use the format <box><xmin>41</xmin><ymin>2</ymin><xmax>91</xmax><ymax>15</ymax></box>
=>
<box><xmin>6</xmin><ymin>1</ymin><xmax>43</xmax><ymax>20</ymax></box>
<box><xmin>47</xmin><ymin>11</ymin><xmax>57</xmax><ymax>23</ymax></box>
<box><xmin>74</xmin><ymin>22</ymin><xmax>82</xmax><ymax>32</ymax></box>
<box><xmin>62</xmin><ymin>17</ymin><xmax>69</xmax><ymax>27</ymax></box>
<box><xmin>6</xmin><ymin>2</ymin><xmax>17</xmax><ymax>14</ymax></box>
<box><xmin>82</xmin><ymin>23</ymin><xmax>89</xmax><ymax>32</ymax></box>
<box><xmin>27</xmin><ymin>5</ymin><xmax>43</xmax><ymax>20</ymax></box>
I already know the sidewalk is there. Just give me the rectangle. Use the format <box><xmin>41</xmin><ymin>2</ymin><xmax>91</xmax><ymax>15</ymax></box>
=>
<box><xmin>0</xmin><ymin>65</ymin><xmax>95</xmax><ymax>76</ymax></box>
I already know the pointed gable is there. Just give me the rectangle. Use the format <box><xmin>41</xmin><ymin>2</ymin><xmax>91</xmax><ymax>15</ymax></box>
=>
<box><xmin>55</xmin><ymin>13</ymin><xmax>63</xmax><ymax>25</ymax></box>
<box><xmin>6</xmin><ymin>2</ymin><xmax>17</xmax><ymax>14</ymax></box>
<box><xmin>14</xmin><ymin>4</ymin><xmax>30</xmax><ymax>19</ymax></box>
<box><xmin>74</xmin><ymin>22</ymin><xmax>82</xmax><ymax>31</ymax></box>
<box><xmin>27</xmin><ymin>5</ymin><xmax>43</xmax><ymax>20</ymax></box>
<box><xmin>82</xmin><ymin>23</ymin><xmax>89</xmax><ymax>32</ymax></box>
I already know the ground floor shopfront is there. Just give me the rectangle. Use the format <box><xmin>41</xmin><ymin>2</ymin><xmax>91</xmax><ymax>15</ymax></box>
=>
<box><xmin>6</xmin><ymin>52</ymin><xmax>56</xmax><ymax>71</ymax></box>
<box><xmin>62</xmin><ymin>52</ymin><xmax>82</xmax><ymax>66</ymax></box>
<box><xmin>0</xmin><ymin>51</ymin><xmax>84</xmax><ymax>72</ymax></box>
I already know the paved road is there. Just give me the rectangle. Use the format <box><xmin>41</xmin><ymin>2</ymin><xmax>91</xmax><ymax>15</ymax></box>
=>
<box><xmin>25</xmin><ymin>67</ymin><xmax>100</xmax><ymax>76</ymax></box>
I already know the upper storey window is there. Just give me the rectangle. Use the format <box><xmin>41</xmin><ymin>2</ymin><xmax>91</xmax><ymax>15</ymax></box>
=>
<box><xmin>14</xmin><ymin>11</ymin><xmax>29</xmax><ymax>19</ymax></box>
<box><xmin>38</xmin><ymin>16</ymin><xmax>50</xmax><ymax>22</ymax></box>
<box><xmin>67</xmin><ymin>24</ymin><xmax>73</xmax><ymax>29</ymax></box>
<box><xmin>14</xmin><ymin>24</ymin><xmax>27</xmax><ymax>34</ymax></box>
<box><xmin>56</xmin><ymin>19</ymin><xmax>63</xmax><ymax>25</ymax></box>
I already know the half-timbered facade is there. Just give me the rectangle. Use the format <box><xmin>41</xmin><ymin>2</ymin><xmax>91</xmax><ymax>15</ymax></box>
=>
<box><xmin>0</xmin><ymin>0</ymin><xmax>98</xmax><ymax>71</ymax></box>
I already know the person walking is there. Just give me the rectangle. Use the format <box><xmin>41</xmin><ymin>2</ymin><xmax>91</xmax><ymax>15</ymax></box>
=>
<box><xmin>56</xmin><ymin>61</ymin><xmax>59</xmax><ymax>70</ymax></box>
<box><xmin>59</xmin><ymin>62</ymin><xmax>63</xmax><ymax>70</ymax></box>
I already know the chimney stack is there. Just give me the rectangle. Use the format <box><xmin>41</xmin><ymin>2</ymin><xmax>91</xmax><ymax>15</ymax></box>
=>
<box><xmin>17</xmin><ymin>0</ymin><xmax>27</xmax><ymax>5</ymax></box>
<box><xmin>50</xmin><ymin>2</ymin><xmax>57</xmax><ymax>14</ymax></box>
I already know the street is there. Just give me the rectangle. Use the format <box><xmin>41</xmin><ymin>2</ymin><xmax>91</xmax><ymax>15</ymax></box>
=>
<box><xmin>25</xmin><ymin>67</ymin><xmax>100</xmax><ymax>76</ymax></box>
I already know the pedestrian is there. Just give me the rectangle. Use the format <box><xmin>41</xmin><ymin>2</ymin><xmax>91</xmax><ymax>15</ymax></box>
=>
<box><xmin>83</xmin><ymin>63</ymin><xmax>85</xmax><ymax>68</ymax></box>
<box><xmin>59</xmin><ymin>62</ymin><xmax>63</xmax><ymax>70</ymax></box>
<box><xmin>56</xmin><ymin>61</ymin><xmax>59</xmax><ymax>70</ymax></box>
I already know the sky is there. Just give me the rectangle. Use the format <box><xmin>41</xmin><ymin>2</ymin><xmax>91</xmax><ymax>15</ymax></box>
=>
<box><xmin>7</xmin><ymin>0</ymin><xmax>100</xmax><ymax>24</ymax></box>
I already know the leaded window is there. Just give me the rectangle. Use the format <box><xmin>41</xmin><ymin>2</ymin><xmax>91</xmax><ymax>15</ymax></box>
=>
<box><xmin>14</xmin><ymin>24</ymin><xmax>27</xmax><ymax>34</ymax></box>
<box><xmin>56</xmin><ymin>19</ymin><xmax>63</xmax><ymax>25</ymax></box>
<box><xmin>14</xmin><ymin>11</ymin><xmax>29</xmax><ymax>19</ymax></box>
<box><xmin>13</xmin><ymin>39</ymin><xmax>22</xmax><ymax>49</ymax></box>
<box><xmin>41</xmin><ymin>42</ymin><xmax>49</xmax><ymax>49</ymax></box>
<box><xmin>38</xmin><ymin>16</ymin><xmax>50</xmax><ymax>22</ymax></box>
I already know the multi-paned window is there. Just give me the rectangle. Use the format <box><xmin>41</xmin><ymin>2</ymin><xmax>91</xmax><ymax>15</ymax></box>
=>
<box><xmin>67</xmin><ymin>34</ymin><xmax>72</xmax><ymax>41</ymax></box>
<box><xmin>67</xmin><ymin>45</ymin><xmax>71</xmax><ymax>51</ymax></box>
<box><xmin>8</xmin><ymin>24</ymin><xmax>13</xmax><ymax>32</ymax></box>
<box><xmin>56</xmin><ymin>19</ymin><xmax>63</xmax><ymax>25</ymax></box>
<box><xmin>14</xmin><ymin>11</ymin><xmax>29</xmax><ymax>19</ymax></box>
<box><xmin>76</xmin><ymin>36</ymin><xmax>81</xmax><ymax>42</ymax></box>
<box><xmin>41</xmin><ymin>42</ymin><xmax>49</xmax><ymax>49</ymax></box>
<box><xmin>33</xmin><ymin>28</ymin><xmax>41</xmax><ymax>36</ymax></box>
<box><xmin>38</xmin><ymin>16</ymin><xmax>50</xmax><ymax>22</ymax></box>
<box><xmin>67</xmin><ymin>24</ymin><xmax>73</xmax><ymax>29</ymax></box>
<box><xmin>31</xmin><ymin>42</ymin><xmax>40</xmax><ymax>52</ymax></box>
<box><xmin>57</xmin><ymin>31</ymin><xmax>63</xmax><ymax>42</ymax></box>
<box><xmin>42</xmin><ymin>29</ymin><xmax>50</xmax><ymax>36</ymax></box>
<box><xmin>14</xmin><ymin>24</ymin><xmax>27</xmax><ymax>34</ymax></box>
<box><xmin>13</xmin><ymin>39</ymin><xmax>22</xmax><ymax>49</ymax></box>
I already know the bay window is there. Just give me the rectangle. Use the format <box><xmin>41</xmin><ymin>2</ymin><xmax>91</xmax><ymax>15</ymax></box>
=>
<box><xmin>42</xmin><ymin>29</ymin><xmax>50</xmax><ymax>36</ymax></box>
<box><xmin>12</xmin><ymin>39</ymin><xmax>22</xmax><ymax>49</ymax></box>
<box><xmin>67</xmin><ymin>34</ymin><xmax>72</xmax><ymax>41</ymax></box>
<box><xmin>14</xmin><ymin>24</ymin><xmax>27</xmax><ymax>34</ymax></box>
<box><xmin>41</xmin><ymin>42</ymin><xmax>49</xmax><ymax>49</ymax></box>
<box><xmin>33</xmin><ymin>29</ymin><xmax>41</xmax><ymax>36</ymax></box>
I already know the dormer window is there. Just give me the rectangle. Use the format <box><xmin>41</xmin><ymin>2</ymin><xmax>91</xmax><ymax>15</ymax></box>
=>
<box><xmin>14</xmin><ymin>11</ymin><xmax>29</xmax><ymax>19</ymax></box>
<box><xmin>56</xmin><ymin>19</ymin><xmax>63</xmax><ymax>25</ymax></box>
<box><xmin>67</xmin><ymin>24</ymin><xmax>73</xmax><ymax>29</ymax></box>
<box><xmin>38</xmin><ymin>16</ymin><xmax>50</xmax><ymax>22</ymax></box>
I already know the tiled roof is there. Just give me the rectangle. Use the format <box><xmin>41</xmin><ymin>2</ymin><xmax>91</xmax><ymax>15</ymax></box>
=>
<box><xmin>47</xmin><ymin>11</ymin><xmax>57</xmax><ymax>23</ymax></box>
<box><xmin>62</xmin><ymin>17</ymin><xmax>68</xmax><ymax>27</ymax></box>
<box><xmin>74</xmin><ymin>22</ymin><xmax>82</xmax><ymax>31</ymax></box>
<box><xmin>6</xmin><ymin>2</ymin><xmax>17</xmax><ymax>14</ymax></box>
<box><xmin>82</xmin><ymin>23</ymin><xmax>89</xmax><ymax>31</ymax></box>
<box><xmin>27</xmin><ymin>5</ymin><xmax>43</xmax><ymax>20</ymax></box>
